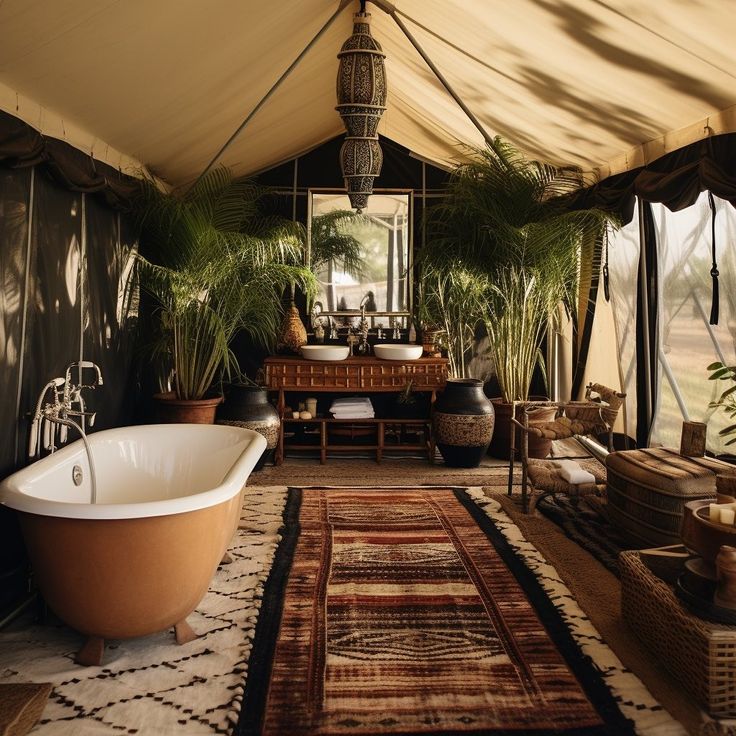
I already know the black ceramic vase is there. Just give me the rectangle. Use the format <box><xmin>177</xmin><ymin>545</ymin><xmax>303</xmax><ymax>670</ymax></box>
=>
<box><xmin>217</xmin><ymin>385</ymin><xmax>280</xmax><ymax>471</ymax></box>
<box><xmin>432</xmin><ymin>379</ymin><xmax>495</xmax><ymax>468</ymax></box>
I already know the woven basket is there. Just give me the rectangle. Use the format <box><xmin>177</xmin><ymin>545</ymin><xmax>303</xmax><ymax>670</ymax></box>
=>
<box><xmin>620</xmin><ymin>550</ymin><xmax>736</xmax><ymax>717</ymax></box>
<box><xmin>563</xmin><ymin>401</ymin><xmax>603</xmax><ymax>423</ymax></box>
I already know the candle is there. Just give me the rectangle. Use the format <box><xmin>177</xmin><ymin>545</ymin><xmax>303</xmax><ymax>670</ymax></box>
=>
<box><xmin>721</xmin><ymin>508</ymin><xmax>736</xmax><ymax>526</ymax></box>
<box><xmin>711</xmin><ymin>503</ymin><xmax>722</xmax><ymax>522</ymax></box>
<box><xmin>292</xmin><ymin>410</ymin><xmax>300</xmax><ymax>419</ymax></box>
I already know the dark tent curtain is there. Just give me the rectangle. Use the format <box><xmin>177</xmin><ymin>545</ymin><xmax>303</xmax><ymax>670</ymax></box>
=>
<box><xmin>572</xmin><ymin>133</ymin><xmax>736</xmax><ymax>436</ymax></box>
<box><xmin>0</xmin><ymin>110</ymin><xmax>140</xmax><ymax>209</ymax></box>
<box><xmin>569</xmin><ymin>133</ymin><xmax>736</xmax><ymax>221</ymax></box>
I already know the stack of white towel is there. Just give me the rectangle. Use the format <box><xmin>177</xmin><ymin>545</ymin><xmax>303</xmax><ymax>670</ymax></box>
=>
<box><xmin>554</xmin><ymin>459</ymin><xmax>596</xmax><ymax>485</ymax></box>
<box><xmin>330</xmin><ymin>397</ymin><xmax>375</xmax><ymax>419</ymax></box>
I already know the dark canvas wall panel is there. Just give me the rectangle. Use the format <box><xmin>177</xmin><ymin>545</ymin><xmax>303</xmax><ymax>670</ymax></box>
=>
<box><xmin>17</xmin><ymin>176</ymin><xmax>82</xmax><ymax>461</ymax></box>
<box><xmin>83</xmin><ymin>197</ymin><xmax>138</xmax><ymax>429</ymax></box>
<box><xmin>1</xmin><ymin>166</ymin><xmax>140</xmax><ymax>600</ymax></box>
<box><xmin>0</xmin><ymin>168</ymin><xmax>30</xmax><ymax>475</ymax></box>
<box><xmin>0</xmin><ymin>168</ymin><xmax>31</xmax><ymax>580</ymax></box>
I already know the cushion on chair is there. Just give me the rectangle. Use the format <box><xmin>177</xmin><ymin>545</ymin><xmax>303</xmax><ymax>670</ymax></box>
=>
<box><xmin>564</xmin><ymin>401</ymin><xmax>605</xmax><ymax>424</ymax></box>
<box><xmin>527</xmin><ymin>457</ymin><xmax>606</xmax><ymax>495</ymax></box>
<box><xmin>526</xmin><ymin>416</ymin><xmax>602</xmax><ymax>440</ymax></box>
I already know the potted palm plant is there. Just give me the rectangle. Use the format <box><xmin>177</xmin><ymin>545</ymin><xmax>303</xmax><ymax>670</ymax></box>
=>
<box><xmin>424</xmin><ymin>138</ymin><xmax>615</xmax><ymax>458</ymax></box>
<box><xmin>136</xmin><ymin>169</ymin><xmax>316</xmax><ymax>424</ymax></box>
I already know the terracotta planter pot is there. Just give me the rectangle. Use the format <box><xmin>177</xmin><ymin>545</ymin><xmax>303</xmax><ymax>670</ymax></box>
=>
<box><xmin>487</xmin><ymin>399</ymin><xmax>557</xmax><ymax>459</ymax></box>
<box><xmin>153</xmin><ymin>392</ymin><xmax>223</xmax><ymax>424</ymax></box>
<box><xmin>217</xmin><ymin>385</ymin><xmax>279</xmax><ymax>470</ymax></box>
<box><xmin>432</xmin><ymin>379</ymin><xmax>495</xmax><ymax>468</ymax></box>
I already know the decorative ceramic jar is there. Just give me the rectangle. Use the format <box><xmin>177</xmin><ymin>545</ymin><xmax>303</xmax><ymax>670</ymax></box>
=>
<box><xmin>432</xmin><ymin>379</ymin><xmax>495</xmax><ymax>468</ymax></box>
<box><xmin>278</xmin><ymin>302</ymin><xmax>307</xmax><ymax>353</ymax></box>
<box><xmin>217</xmin><ymin>385</ymin><xmax>280</xmax><ymax>471</ymax></box>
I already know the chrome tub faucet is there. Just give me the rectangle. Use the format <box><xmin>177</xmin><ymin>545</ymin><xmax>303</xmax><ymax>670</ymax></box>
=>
<box><xmin>28</xmin><ymin>362</ymin><xmax>103</xmax><ymax>503</ymax></box>
<box><xmin>29</xmin><ymin>361</ymin><xmax>103</xmax><ymax>459</ymax></box>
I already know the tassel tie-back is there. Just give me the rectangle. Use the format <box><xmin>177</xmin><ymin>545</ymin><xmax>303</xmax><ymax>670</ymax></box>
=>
<box><xmin>708</xmin><ymin>191</ymin><xmax>719</xmax><ymax>325</ymax></box>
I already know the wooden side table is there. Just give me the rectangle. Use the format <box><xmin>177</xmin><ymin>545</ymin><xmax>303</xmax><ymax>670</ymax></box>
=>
<box><xmin>263</xmin><ymin>355</ymin><xmax>448</xmax><ymax>464</ymax></box>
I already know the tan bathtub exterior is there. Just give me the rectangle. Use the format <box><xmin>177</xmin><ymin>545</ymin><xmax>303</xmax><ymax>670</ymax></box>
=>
<box><xmin>19</xmin><ymin>493</ymin><xmax>240</xmax><ymax>642</ymax></box>
<box><xmin>0</xmin><ymin>424</ymin><xmax>266</xmax><ymax>665</ymax></box>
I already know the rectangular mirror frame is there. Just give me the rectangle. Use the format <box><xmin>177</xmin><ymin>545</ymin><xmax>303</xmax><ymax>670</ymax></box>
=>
<box><xmin>306</xmin><ymin>188</ymin><xmax>414</xmax><ymax>318</ymax></box>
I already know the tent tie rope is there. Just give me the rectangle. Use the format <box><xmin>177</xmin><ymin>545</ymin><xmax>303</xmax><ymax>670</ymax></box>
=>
<box><xmin>708</xmin><ymin>191</ymin><xmax>719</xmax><ymax>325</ymax></box>
<box><xmin>602</xmin><ymin>227</ymin><xmax>610</xmax><ymax>302</ymax></box>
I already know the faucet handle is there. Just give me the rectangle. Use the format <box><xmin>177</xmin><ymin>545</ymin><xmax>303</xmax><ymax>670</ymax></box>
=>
<box><xmin>66</xmin><ymin>361</ymin><xmax>104</xmax><ymax>386</ymax></box>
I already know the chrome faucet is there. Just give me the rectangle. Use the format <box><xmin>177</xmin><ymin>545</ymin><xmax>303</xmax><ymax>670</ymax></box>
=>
<box><xmin>64</xmin><ymin>360</ymin><xmax>104</xmax><ymax>433</ymax></box>
<box><xmin>391</xmin><ymin>319</ymin><xmax>401</xmax><ymax>341</ymax></box>
<box><xmin>28</xmin><ymin>362</ymin><xmax>103</xmax><ymax>503</ymax></box>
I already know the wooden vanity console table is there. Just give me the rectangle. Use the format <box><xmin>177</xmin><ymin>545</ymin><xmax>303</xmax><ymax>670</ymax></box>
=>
<box><xmin>263</xmin><ymin>355</ymin><xmax>448</xmax><ymax>464</ymax></box>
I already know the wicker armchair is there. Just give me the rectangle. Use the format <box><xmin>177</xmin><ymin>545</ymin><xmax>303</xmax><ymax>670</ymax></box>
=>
<box><xmin>506</xmin><ymin>382</ymin><xmax>626</xmax><ymax>512</ymax></box>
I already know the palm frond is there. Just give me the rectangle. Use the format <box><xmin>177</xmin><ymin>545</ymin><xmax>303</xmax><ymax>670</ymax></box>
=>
<box><xmin>135</xmin><ymin>168</ymin><xmax>316</xmax><ymax>399</ymax></box>
<box><xmin>310</xmin><ymin>209</ymin><xmax>366</xmax><ymax>279</ymax></box>
<box><xmin>421</xmin><ymin>137</ymin><xmax>619</xmax><ymax>391</ymax></box>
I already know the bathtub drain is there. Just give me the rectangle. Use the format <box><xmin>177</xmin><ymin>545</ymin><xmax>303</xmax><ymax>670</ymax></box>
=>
<box><xmin>72</xmin><ymin>465</ymin><xmax>83</xmax><ymax>486</ymax></box>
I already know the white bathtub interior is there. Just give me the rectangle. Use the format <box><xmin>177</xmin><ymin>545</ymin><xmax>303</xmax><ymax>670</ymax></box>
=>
<box><xmin>0</xmin><ymin>424</ymin><xmax>265</xmax><ymax>517</ymax></box>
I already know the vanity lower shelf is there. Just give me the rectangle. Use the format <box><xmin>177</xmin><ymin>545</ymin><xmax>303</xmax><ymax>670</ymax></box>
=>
<box><xmin>278</xmin><ymin>417</ymin><xmax>434</xmax><ymax>465</ymax></box>
<box><xmin>264</xmin><ymin>355</ymin><xmax>448</xmax><ymax>465</ymax></box>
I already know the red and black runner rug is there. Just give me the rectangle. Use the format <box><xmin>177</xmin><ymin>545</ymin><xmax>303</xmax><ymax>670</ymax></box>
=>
<box><xmin>238</xmin><ymin>487</ymin><xmax>634</xmax><ymax>735</ymax></box>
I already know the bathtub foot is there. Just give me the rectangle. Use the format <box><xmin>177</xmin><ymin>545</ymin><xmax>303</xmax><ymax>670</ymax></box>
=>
<box><xmin>220</xmin><ymin>552</ymin><xmax>233</xmax><ymax>565</ymax></box>
<box><xmin>76</xmin><ymin>636</ymin><xmax>105</xmax><ymax>666</ymax></box>
<box><xmin>174</xmin><ymin>619</ymin><xmax>199</xmax><ymax>645</ymax></box>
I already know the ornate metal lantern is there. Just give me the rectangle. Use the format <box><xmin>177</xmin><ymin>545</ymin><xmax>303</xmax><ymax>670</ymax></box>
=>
<box><xmin>336</xmin><ymin>8</ymin><xmax>387</xmax><ymax>213</ymax></box>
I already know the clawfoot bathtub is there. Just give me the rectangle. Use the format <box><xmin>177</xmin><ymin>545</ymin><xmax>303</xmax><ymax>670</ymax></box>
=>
<box><xmin>0</xmin><ymin>424</ymin><xmax>266</xmax><ymax>665</ymax></box>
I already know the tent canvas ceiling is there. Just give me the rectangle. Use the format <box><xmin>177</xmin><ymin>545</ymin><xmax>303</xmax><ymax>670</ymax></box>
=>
<box><xmin>0</xmin><ymin>0</ymin><xmax>735</xmax><ymax>188</ymax></box>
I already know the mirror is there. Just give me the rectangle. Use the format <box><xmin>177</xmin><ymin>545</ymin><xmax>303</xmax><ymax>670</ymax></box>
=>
<box><xmin>308</xmin><ymin>191</ymin><xmax>412</xmax><ymax>317</ymax></box>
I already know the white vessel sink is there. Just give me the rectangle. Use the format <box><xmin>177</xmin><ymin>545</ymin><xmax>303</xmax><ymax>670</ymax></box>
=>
<box><xmin>300</xmin><ymin>345</ymin><xmax>350</xmax><ymax>361</ymax></box>
<box><xmin>374</xmin><ymin>344</ymin><xmax>423</xmax><ymax>361</ymax></box>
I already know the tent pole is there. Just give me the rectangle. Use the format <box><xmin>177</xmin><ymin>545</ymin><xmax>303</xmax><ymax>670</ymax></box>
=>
<box><xmin>292</xmin><ymin>157</ymin><xmax>299</xmax><ymax>222</ymax></box>
<box><xmin>189</xmin><ymin>0</ymin><xmax>352</xmax><ymax>191</ymax></box>
<box><xmin>375</xmin><ymin>2</ymin><xmax>496</xmax><ymax>152</ymax></box>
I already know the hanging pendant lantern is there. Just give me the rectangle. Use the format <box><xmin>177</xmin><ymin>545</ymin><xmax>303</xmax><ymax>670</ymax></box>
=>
<box><xmin>336</xmin><ymin>8</ymin><xmax>387</xmax><ymax>213</ymax></box>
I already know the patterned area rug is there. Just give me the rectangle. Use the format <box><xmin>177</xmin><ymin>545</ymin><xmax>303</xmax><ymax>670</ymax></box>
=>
<box><xmin>238</xmin><ymin>487</ymin><xmax>683</xmax><ymax>736</ymax></box>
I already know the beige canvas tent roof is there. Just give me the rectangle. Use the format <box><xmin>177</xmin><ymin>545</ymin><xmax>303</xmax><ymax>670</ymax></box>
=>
<box><xmin>1</xmin><ymin>0</ymin><xmax>734</xmax><ymax>187</ymax></box>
